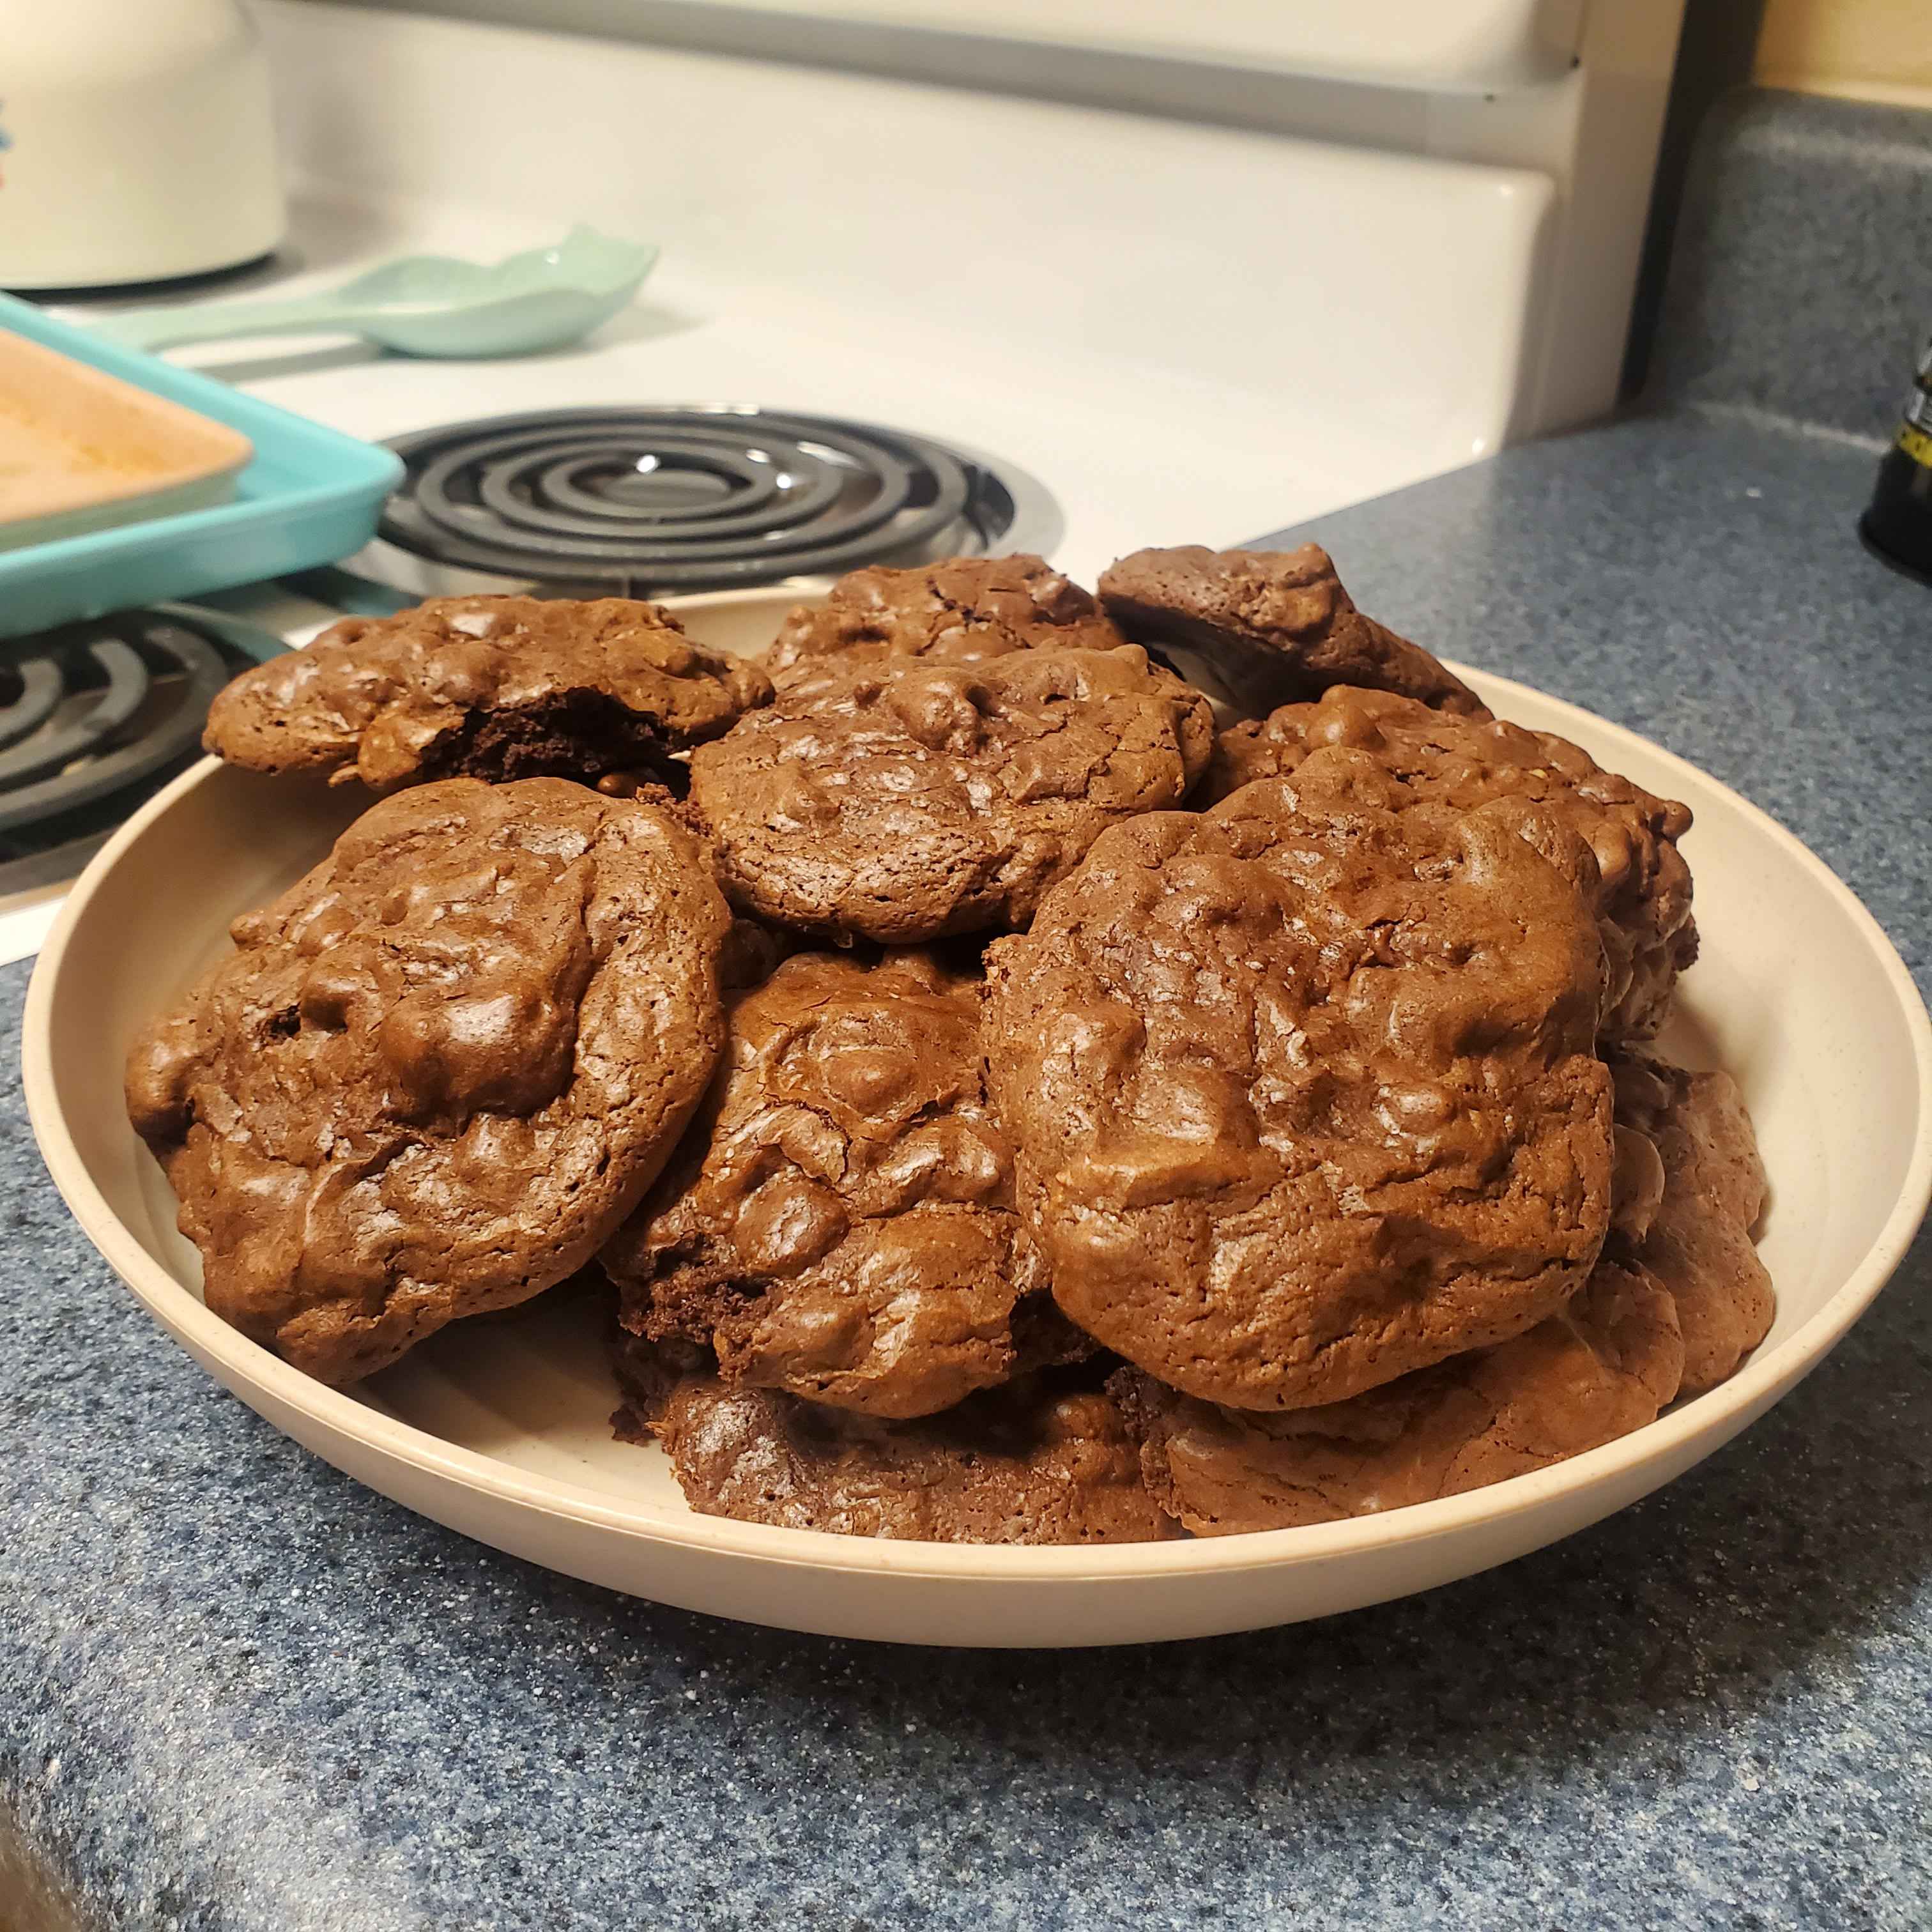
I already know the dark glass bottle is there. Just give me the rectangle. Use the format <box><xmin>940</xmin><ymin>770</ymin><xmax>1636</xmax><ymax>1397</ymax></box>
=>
<box><xmin>1861</xmin><ymin>332</ymin><xmax>1932</xmax><ymax>582</ymax></box>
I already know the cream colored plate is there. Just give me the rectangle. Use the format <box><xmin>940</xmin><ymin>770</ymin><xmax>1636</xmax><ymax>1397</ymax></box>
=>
<box><xmin>24</xmin><ymin>588</ymin><xmax>1932</xmax><ymax>1646</ymax></box>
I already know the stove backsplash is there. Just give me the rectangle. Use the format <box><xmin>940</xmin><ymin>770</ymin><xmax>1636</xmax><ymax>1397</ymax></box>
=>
<box><xmin>257</xmin><ymin>1</ymin><xmax>1654</xmax><ymax>464</ymax></box>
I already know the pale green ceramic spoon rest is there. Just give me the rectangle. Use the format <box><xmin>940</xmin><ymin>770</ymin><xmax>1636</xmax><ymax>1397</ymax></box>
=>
<box><xmin>92</xmin><ymin>226</ymin><xmax>658</xmax><ymax>359</ymax></box>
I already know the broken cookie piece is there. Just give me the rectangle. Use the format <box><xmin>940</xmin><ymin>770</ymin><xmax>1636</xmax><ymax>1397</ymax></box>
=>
<box><xmin>203</xmin><ymin>594</ymin><xmax>772</xmax><ymax>793</ymax></box>
<box><xmin>1100</xmin><ymin>543</ymin><xmax>1485</xmax><ymax>718</ymax></box>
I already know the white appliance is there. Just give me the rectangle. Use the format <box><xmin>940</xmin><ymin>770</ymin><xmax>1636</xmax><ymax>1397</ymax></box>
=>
<box><xmin>0</xmin><ymin>0</ymin><xmax>1687</xmax><ymax>961</ymax></box>
<box><xmin>0</xmin><ymin>0</ymin><xmax>285</xmax><ymax>290</ymax></box>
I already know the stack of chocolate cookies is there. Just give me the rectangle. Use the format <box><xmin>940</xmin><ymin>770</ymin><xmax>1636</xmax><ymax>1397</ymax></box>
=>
<box><xmin>127</xmin><ymin>549</ymin><xmax>1774</xmax><ymax>1544</ymax></box>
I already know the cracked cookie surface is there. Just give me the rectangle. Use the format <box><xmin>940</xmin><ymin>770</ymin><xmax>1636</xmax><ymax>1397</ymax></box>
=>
<box><xmin>1611</xmin><ymin>1052</ymin><xmax>1773</xmax><ymax>1396</ymax></box>
<box><xmin>125</xmin><ymin>778</ymin><xmax>731</xmax><ymax>1384</ymax></box>
<box><xmin>766</xmin><ymin>555</ymin><xmax>1124</xmax><ymax>677</ymax></box>
<box><xmin>1209</xmin><ymin>686</ymin><xmax>1697</xmax><ymax>1041</ymax></box>
<box><xmin>1100</xmin><ymin>543</ymin><xmax>1484</xmax><ymax>717</ymax></box>
<box><xmin>986</xmin><ymin>781</ymin><xmax>1614</xmax><ymax>1411</ymax></box>
<box><xmin>615</xmin><ymin>1337</ymin><xmax>1177</xmax><ymax>1544</ymax></box>
<box><xmin>689</xmin><ymin>643</ymin><xmax>1215</xmax><ymax>942</ymax></box>
<box><xmin>605</xmin><ymin>948</ymin><xmax>1082</xmax><ymax>1419</ymax></box>
<box><xmin>204</xmin><ymin>594</ymin><xmax>771</xmax><ymax>793</ymax></box>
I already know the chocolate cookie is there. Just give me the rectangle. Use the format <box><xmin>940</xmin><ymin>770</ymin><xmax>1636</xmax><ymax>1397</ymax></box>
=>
<box><xmin>125</xmin><ymin>779</ymin><xmax>732</xmax><ymax>1384</ymax></box>
<box><xmin>687</xmin><ymin>645</ymin><xmax>1215</xmax><ymax>942</ymax></box>
<box><xmin>604</xmin><ymin>948</ymin><xmax>1082</xmax><ymax>1418</ymax></box>
<box><xmin>1611</xmin><ymin>1052</ymin><xmax>1774</xmax><ymax>1397</ymax></box>
<box><xmin>986</xmin><ymin>782</ymin><xmax>1614</xmax><ymax>1412</ymax></box>
<box><xmin>1116</xmin><ymin>1258</ymin><xmax>1683</xmax><ymax>1534</ymax></box>
<box><xmin>765</xmin><ymin>555</ymin><xmax>1124</xmax><ymax>677</ymax></box>
<box><xmin>1611</xmin><ymin>1123</ymin><xmax>1668</xmax><ymax>1246</ymax></box>
<box><xmin>717</xmin><ymin>915</ymin><xmax>796</xmax><ymax>993</ymax></box>
<box><xmin>613</xmin><ymin>1337</ymin><xmax>1177</xmax><ymax>1544</ymax></box>
<box><xmin>1099</xmin><ymin>544</ymin><xmax>1485</xmax><ymax>718</ymax></box>
<box><xmin>1209</xmin><ymin>687</ymin><xmax>1698</xmax><ymax>1042</ymax></box>
<box><xmin>204</xmin><ymin>594</ymin><xmax>772</xmax><ymax>793</ymax></box>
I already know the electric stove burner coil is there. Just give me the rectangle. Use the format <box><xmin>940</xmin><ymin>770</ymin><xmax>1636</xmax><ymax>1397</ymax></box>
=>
<box><xmin>0</xmin><ymin>608</ymin><xmax>277</xmax><ymax>894</ymax></box>
<box><xmin>353</xmin><ymin>405</ymin><xmax>1061</xmax><ymax>600</ymax></box>
<box><xmin>0</xmin><ymin>615</ymin><xmax>231</xmax><ymax>832</ymax></box>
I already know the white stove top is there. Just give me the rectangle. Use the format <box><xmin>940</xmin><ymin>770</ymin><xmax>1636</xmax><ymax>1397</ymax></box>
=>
<box><xmin>178</xmin><ymin>187</ymin><xmax>1475</xmax><ymax>598</ymax></box>
<box><xmin>194</xmin><ymin>1</ymin><xmax>1553</xmax><ymax>582</ymax></box>
<box><xmin>1</xmin><ymin>0</ymin><xmax>1572</xmax><ymax>963</ymax></box>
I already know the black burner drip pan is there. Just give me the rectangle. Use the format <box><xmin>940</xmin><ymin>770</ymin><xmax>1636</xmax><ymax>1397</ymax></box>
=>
<box><xmin>0</xmin><ymin>607</ymin><xmax>283</xmax><ymax>896</ymax></box>
<box><xmin>348</xmin><ymin>404</ymin><xmax>1061</xmax><ymax>601</ymax></box>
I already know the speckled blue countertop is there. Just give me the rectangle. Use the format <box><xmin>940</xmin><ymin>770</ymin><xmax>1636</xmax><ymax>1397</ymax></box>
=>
<box><xmin>5</xmin><ymin>88</ymin><xmax>1932</xmax><ymax>1932</ymax></box>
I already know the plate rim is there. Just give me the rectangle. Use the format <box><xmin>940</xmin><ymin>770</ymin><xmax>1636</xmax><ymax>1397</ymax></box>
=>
<box><xmin>24</xmin><ymin>648</ymin><xmax>1932</xmax><ymax>1585</ymax></box>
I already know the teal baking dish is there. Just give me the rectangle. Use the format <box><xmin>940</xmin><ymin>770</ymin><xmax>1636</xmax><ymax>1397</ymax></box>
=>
<box><xmin>0</xmin><ymin>291</ymin><xmax>402</xmax><ymax>640</ymax></box>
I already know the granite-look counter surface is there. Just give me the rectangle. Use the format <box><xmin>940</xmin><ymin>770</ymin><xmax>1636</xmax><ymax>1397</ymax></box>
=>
<box><xmin>7</xmin><ymin>86</ymin><xmax>1932</xmax><ymax>1932</ymax></box>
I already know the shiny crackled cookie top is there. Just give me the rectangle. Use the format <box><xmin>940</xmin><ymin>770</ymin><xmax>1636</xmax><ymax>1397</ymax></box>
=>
<box><xmin>205</xmin><ymin>594</ymin><xmax>771</xmax><ymax>792</ymax></box>
<box><xmin>1211</xmin><ymin>686</ymin><xmax>1696</xmax><ymax>1041</ymax></box>
<box><xmin>986</xmin><ymin>779</ymin><xmax>1614</xmax><ymax>1413</ymax></box>
<box><xmin>766</xmin><ymin>554</ymin><xmax>1125</xmax><ymax>677</ymax></box>
<box><xmin>606</xmin><ymin>947</ymin><xmax>1082</xmax><ymax>1420</ymax></box>
<box><xmin>689</xmin><ymin>642</ymin><xmax>1215</xmax><ymax>942</ymax></box>
<box><xmin>126</xmin><ymin>777</ymin><xmax>730</xmax><ymax>1385</ymax></box>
